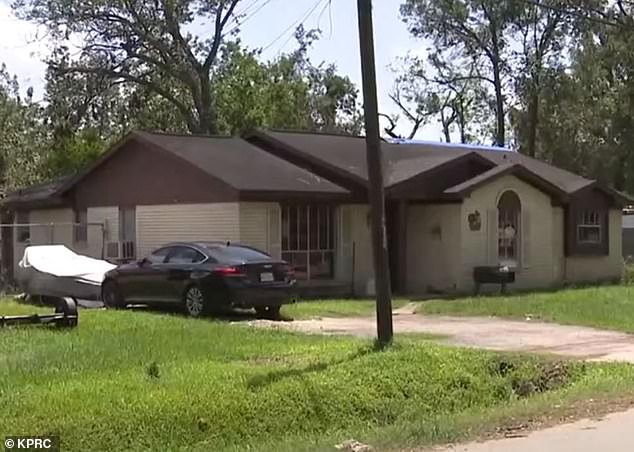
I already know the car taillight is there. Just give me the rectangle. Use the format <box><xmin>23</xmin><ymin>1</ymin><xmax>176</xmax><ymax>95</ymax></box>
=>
<box><xmin>214</xmin><ymin>266</ymin><xmax>246</xmax><ymax>277</ymax></box>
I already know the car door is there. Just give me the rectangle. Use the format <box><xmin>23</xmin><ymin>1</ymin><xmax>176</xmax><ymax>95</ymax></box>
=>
<box><xmin>119</xmin><ymin>247</ymin><xmax>173</xmax><ymax>303</ymax></box>
<box><xmin>163</xmin><ymin>246</ymin><xmax>208</xmax><ymax>302</ymax></box>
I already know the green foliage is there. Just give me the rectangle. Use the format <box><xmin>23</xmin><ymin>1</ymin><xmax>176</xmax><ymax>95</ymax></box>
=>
<box><xmin>0</xmin><ymin>64</ymin><xmax>48</xmax><ymax>191</ymax></box>
<box><xmin>215</xmin><ymin>29</ymin><xmax>362</xmax><ymax>135</ymax></box>
<box><xmin>1</xmin><ymin>300</ymin><xmax>630</xmax><ymax>451</ymax></box>
<box><xmin>400</xmin><ymin>0</ymin><xmax>518</xmax><ymax>146</ymax></box>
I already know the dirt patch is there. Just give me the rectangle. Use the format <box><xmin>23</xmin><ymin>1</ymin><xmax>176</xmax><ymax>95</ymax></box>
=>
<box><xmin>247</xmin><ymin>312</ymin><xmax>634</xmax><ymax>363</ymax></box>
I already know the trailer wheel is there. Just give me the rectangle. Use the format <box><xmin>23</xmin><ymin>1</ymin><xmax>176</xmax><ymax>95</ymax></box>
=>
<box><xmin>55</xmin><ymin>297</ymin><xmax>78</xmax><ymax>328</ymax></box>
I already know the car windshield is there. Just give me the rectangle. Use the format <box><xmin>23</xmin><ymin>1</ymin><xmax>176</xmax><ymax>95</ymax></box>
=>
<box><xmin>205</xmin><ymin>245</ymin><xmax>271</xmax><ymax>262</ymax></box>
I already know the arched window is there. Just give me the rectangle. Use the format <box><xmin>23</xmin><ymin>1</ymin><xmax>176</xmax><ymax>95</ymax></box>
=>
<box><xmin>498</xmin><ymin>191</ymin><xmax>521</xmax><ymax>264</ymax></box>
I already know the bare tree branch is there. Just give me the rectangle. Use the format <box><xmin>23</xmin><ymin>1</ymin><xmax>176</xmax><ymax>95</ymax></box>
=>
<box><xmin>205</xmin><ymin>0</ymin><xmax>241</xmax><ymax>71</ymax></box>
<box><xmin>378</xmin><ymin>113</ymin><xmax>400</xmax><ymax>139</ymax></box>
<box><xmin>63</xmin><ymin>66</ymin><xmax>196</xmax><ymax>132</ymax></box>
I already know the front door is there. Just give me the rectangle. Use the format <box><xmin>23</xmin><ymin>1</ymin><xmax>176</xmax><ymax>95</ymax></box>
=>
<box><xmin>386</xmin><ymin>201</ymin><xmax>407</xmax><ymax>294</ymax></box>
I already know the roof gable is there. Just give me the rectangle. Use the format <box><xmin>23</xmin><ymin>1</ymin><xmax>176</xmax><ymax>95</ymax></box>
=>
<box><xmin>444</xmin><ymin>163</ymin><xmax>569</xmax><ymax>202</ymax></box>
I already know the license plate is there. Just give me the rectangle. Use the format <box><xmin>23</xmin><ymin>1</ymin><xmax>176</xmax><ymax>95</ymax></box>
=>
<box><xmin>260</xmin><ymin>272</ymin><xmax>274</xmax><ymax>283</ymax></box>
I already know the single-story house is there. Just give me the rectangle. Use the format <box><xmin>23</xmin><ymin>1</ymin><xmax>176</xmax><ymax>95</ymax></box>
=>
<box><xmin>1</xmin><ymin>130</ymin><xmax>629</xmax><ymax>296</ymax></box>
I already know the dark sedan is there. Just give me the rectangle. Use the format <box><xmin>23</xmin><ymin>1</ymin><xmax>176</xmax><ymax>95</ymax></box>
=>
<box><xmin>101</xmin><ymin>242</ymin><xmax>297</xmax><ymax>318</ymax></box>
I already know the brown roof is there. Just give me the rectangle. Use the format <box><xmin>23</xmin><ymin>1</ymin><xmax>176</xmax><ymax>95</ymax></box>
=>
<box><xmin>5</xmin><ymin>129</ymin><xmax>628</xmax><ymax>209</ymax></box>
<box><xmin>252</xmin><ymin>130</ymin><xmax>598</xmax><ymax>196</ymax></box>
<box><xmin>2</xmin><ymin>177</ymin><xmax>71</xmax><ymax>209</ymax></box>
<box><xmin>133</xmin><ymin>132</ymin><xmax>347</xmax><ymax>193</ymax></box>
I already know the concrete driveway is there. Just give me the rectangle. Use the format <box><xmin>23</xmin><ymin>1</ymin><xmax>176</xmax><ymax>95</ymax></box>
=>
<box><xmin>266</xmin><ymin>305</ymin><xmax>634</xmax><ymax>363</ymax></box>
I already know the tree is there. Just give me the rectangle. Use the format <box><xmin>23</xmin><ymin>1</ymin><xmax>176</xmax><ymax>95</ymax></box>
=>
<box><xmin>401</xmin><ymin>0</ymin><xmax>518</xmax><ymax>146</ymax></box>
<box><xmin>215</xmin><ymin>28</ymin><xmax>362</xmax><ymax>135</ymax></box>
<box><xmin>13</xmin><ymin>0</ymin><xmax>245</xmax><ymax>134</ymax></box>
<box><xmin>0</xmin><ymin>64</ymin><xmax>47</xmax><ymax>191</ymax></box>
<box><xmin>389</xmin><ymin>51</ymin><xmax>487</xmax><ymax>142</ymax></box>
<box><xmin>510</xmin><ymin>0</ymin><xmax>589</xmax><ymax>157</ymax></box>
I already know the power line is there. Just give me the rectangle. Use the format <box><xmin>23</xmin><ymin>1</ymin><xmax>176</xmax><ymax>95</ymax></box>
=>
<box><xmin>317</xmin><ymin>0</ymin><xmax>334</xmax><ymax>39</ymax></box>
<box><xmin>261</xmin><ymin>0</ymin><xmax>327</xmax><ymax>53</ymax></box>
<box><xmin>225</xmin><ymin>0</ymin><xmax>277</xmax><ymax>36</ymax></box>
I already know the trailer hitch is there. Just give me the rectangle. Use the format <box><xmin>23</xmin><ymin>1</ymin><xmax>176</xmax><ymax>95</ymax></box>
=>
<box><xmin>0</xmin><ymin>297</ymin><xmax>79</xmax><ymax>329</ymax></box>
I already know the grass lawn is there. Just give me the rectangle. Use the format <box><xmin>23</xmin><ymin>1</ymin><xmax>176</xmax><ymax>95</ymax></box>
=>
<box><xmin>2</xmin><ymin>298</ymin><xmax>634</xmax><ymax>451</ymax></box>
<box><xmin>283</xmin><ymin>298</ymin><xmax>409</xmax><ymax>320</ymax></box>
<box><xmin>418</xmin><ymin>285</ymin><xmax>634</xmax><ymax>334</ymax></box>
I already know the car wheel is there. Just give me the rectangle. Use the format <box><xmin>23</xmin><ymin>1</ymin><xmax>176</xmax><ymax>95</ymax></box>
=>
<box><xmin>255</xmin><ymin>305</ymin><xmax>281</xmax><ymax>320</ymax></box>
<box><xmin>184</xmin><ymin>286</ymin><xmax>207</xmax><ymax>318</ymax></box>
<box><xmin>102</xmin><ymin>280</ymin><xmax>125</xmax><ymax>309</ymax></box>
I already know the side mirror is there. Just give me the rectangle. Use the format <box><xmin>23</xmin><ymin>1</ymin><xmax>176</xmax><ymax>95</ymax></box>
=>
<box><xmin>137</xmin><ymin>257</ymin><xmax>149</xmax><ymax>266</ymax></box>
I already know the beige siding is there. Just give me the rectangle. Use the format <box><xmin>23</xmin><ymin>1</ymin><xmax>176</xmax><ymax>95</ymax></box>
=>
<box><xmin>334</xmin><ymin>204</ymin><xmax>373</xmax><ymax>295</ymax></box>
<box><xmin>565</xmin><ymin>209</ymin><xmax>623</xmax><ymax>283</ymax></box>
<box><xmin>85</xmin><ymin>207</ymin><xmax>119</xmax><ymax>258</ymax></box>
<box><xmin>13</xmin><ymin>208</ymin><xmax>74</xmax><ymax>273</ymax></box>
<box><xmin>136</xmin><ymin>203</ymin><xmax>239</xmax><ymax>258</ymax></box>
<box><xmin>29</xmin><ymin>209</ymin><xmax>75</xmax><ymax>247</ymax></box>
<box><xmin>459</xmin><ymin>175</ymin><xmax>557</xmax><ymax>292</ymax></box>
<box><xmin>239</xmin><ymin>202</ymin><xmax>281</xmax><ymax>258</ymax></box>
<box><xmin>552</xmin><ymin>207</ymin><xmax>565</xmax><ymax>282</ymax></box>
<box><xmin>407</xmin><ymin>204</ymin><xmax>461</xmax><ymax>295</ymax></box>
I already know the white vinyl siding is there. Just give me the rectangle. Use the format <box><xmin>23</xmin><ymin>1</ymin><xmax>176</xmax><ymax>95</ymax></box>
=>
<box><xmin>136</xmin><ymin>203</ymin><xmax>240</xmax><ymax>258</ymax></box>
<box><xmin>239</xmin><ymin>203</ymin><xmax>281</xmax><ymax>258</ymax></box>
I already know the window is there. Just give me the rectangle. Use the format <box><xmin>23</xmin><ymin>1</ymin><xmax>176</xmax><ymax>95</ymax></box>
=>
<box><xmin>119</xmin><ymin>207</ymin><xmax>136</xmax><ymax>242</ymax></box>
<box><xmin>206</xmin><ymin>245</ymin><xmax>269</xmax><ymax>262</ymax></box>
<box><xmin>119</xmin><ymin>207</ymin><xmax>136</xmax><ymax>259</ymax></box>
<box><xmin>282</xmin><ymin>205</ymin><xmax>335</xmax><ymax>280</ymax></box>
<box><xmin>577</xmin><ymin>210</ymin><xmax>602</xmax><ymax>244</ymax></box>
<box><xmin>166</xmin><ymin>246</ymin><xmax>206</xmax><ymax>264</ymax></box>
<box><xmin>147</xmin><ymin>247</ymin><xmax>172</xmax><ymax>264</ymax></box>
<box><xmin>74</xmin><ymin>209</ymin><xmax>88</xmax><ymax>244</ymax></box>
<box><xmin>16</xmin><ymin>211</ymin><xmax>30</xmax><ymax>243</ymax></box>
<box><xmin>497</xmin><ymin>191</ymin><xmax>521</xmax><ymax>265</ymax></box>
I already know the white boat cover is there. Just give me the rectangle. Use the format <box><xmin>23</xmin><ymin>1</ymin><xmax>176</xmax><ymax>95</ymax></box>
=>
<box><xmin>19</xmin><ymin>245</ymin><xmax>116</xmax><ymax>285</ymax></box>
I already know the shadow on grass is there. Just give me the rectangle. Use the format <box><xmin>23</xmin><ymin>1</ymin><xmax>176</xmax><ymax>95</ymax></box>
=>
<box><xmin>247</xmin><ymin>343</ymin><xmax>386</xmax><ymax>390</ymax></box>
<box><xmin>125</xmin><ymin>303</ymin><xmax>296</xmax><ymax>323</ymax></box>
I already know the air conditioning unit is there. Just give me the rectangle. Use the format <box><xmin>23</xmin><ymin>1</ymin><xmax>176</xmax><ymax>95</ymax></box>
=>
<box><xmin>106</xmin><ymin>241</ymin><xmax>136</xmax><ymax>261</ymax></box>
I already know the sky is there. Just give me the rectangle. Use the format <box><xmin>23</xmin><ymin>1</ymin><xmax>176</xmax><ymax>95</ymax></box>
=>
<box><xmin>0</xmin><ymin>0</ymin><xmax>443</xmax><ymax>139</ymax></box>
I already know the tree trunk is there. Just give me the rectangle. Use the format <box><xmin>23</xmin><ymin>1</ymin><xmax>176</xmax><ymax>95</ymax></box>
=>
<box><xmin>526</xmin><ymin>86</ymin><xmax>539</xmax><ymax>158</ymax></box>
<box><xmin>458</xmin><ymin>99</ymin><xmax>467</xmax><ymax>143</ymax></box>
<box><xmin>492</xmin><ymin>57</ymin><xmax>505</xmax><ymax>147</ymax></box>
<box><xmin>440</xmin><ymin>109</ymin><xmax>451</xmax><ymax>143</ymax></box>
<box><xmin>614</xmin><ymin>150</ymin><xmax>628</xmax><ymax>191</ymax></box>
<box><xmin>193</xmin><ymin>69</ymin><xmax>217</xmax><ymax>134</ymax></box>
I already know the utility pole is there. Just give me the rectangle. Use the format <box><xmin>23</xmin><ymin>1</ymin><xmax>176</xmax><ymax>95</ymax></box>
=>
<box><xmin>357</xmin><ymin>0</ymin><xmax>393</xmax><ymax>346</ymax></box>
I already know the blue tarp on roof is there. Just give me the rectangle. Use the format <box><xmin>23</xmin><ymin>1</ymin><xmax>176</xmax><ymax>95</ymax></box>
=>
<box><xmin>385</xmin><ymin>138</ymin><xmax>518</xmax><ymax>153</ymax></box>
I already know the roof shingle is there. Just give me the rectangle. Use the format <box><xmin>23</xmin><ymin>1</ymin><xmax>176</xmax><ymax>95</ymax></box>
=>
<box><xmin>134</xmin><ymin>131</ymin><xmax>348</xmax><ymax>193</ymax></box>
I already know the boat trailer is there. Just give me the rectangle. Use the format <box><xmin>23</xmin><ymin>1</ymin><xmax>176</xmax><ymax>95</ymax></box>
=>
<box><xmin>0</xmin><ymin>297</ymin><xmax>79</xmax><ymax>329</ymax></box>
